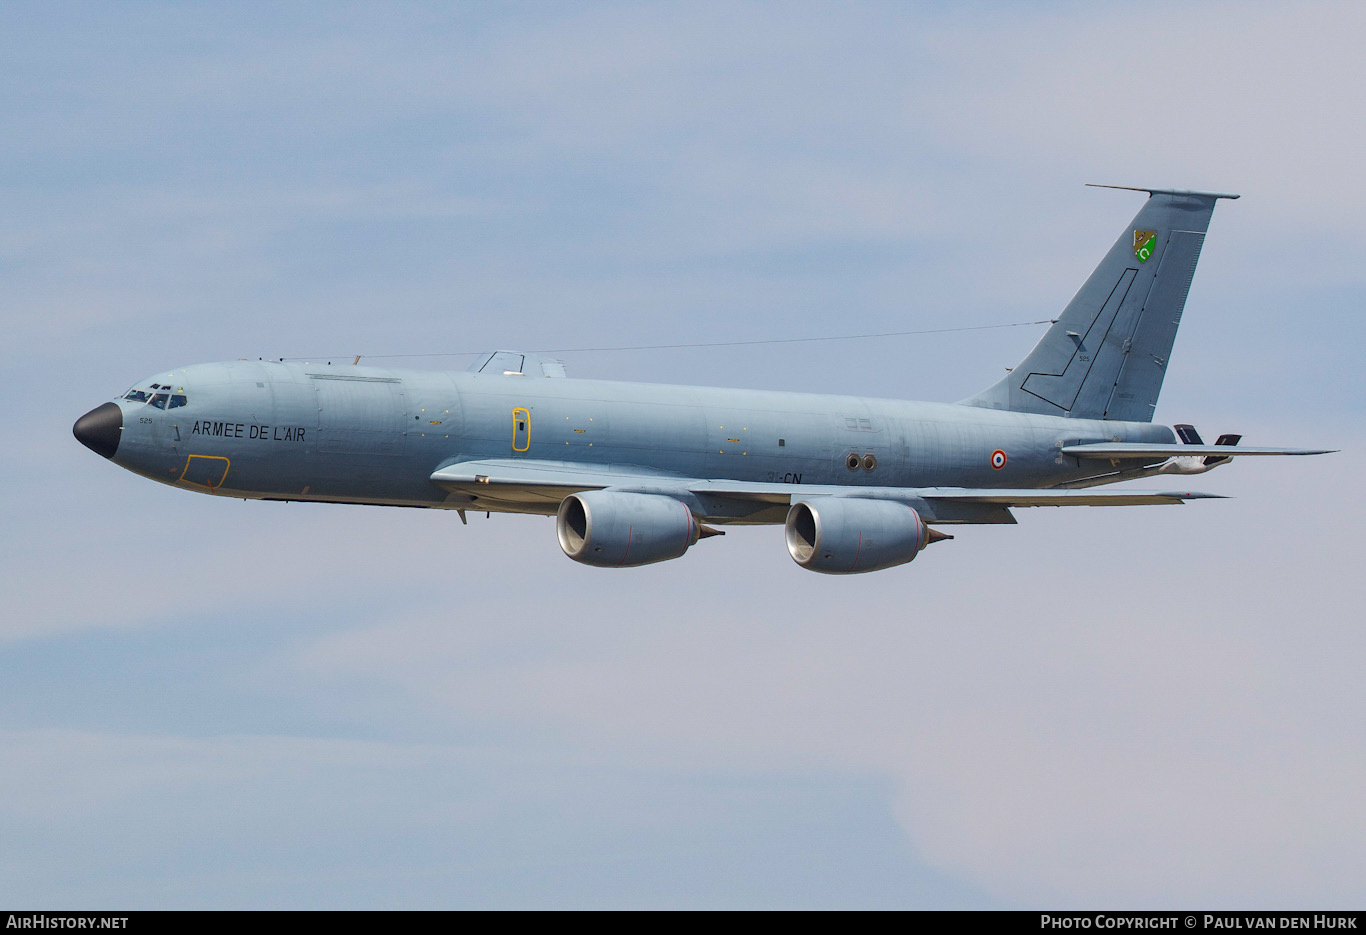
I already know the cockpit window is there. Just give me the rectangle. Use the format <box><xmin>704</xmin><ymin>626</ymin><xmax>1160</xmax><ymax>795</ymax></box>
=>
<box><xmin>123</xmin><ymin>386</ymin><xmax>189</xmax><ymax>407</ymax></box>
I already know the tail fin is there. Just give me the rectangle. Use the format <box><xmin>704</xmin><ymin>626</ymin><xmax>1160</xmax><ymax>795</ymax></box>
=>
<box><xmin>960</xmin><ymin>185</ymin><xmax>1238</xmax><ymax>421</ymax></box>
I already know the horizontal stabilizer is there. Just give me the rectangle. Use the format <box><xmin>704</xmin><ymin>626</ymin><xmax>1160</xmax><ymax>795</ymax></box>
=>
<box><xmin>1062</xmin><ymin>443</ymin><xmax>1335</xmax><ymax>459</ymax></box>
<box><xmin>1085</xmin><ymin>183</ymin><xmax>1241</xmax><ymax>200</ymax></box>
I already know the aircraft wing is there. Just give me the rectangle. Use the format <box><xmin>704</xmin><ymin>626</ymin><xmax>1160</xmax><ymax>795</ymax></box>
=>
<box><xmin>897</xmin><ymin>487</ymin><xmax>1224</xmax><ymax>506</ymax></box>
<box><xmin>691</xmin><ymin>480</ymin><xmax>1220</xmax><ymax>524</ymax></box>
<box><xmin>430</xmin><ymin>459</ymin><xmax>1221</xmax><ymax>524</ymax></box>
<box><xmin>684</xmin><ymin>478</ymin><xmax>1218</xmax><ymax>506</ymax></box>
<box><xmin>429</xmin><ymin>459</ymin><xmax>695</xmax><ymax>505</ymax></box>
<box><xmin>1062</xmin><ymin>443</ymin><xmax>1335</xmax><ymax>459</ymax></box>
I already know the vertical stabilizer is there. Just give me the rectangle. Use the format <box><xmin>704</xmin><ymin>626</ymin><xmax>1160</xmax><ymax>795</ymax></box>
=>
<box><xmin>960</xmin><ymin>186</ymin><xmax>1237</xmax><ymax>421</ymax></box>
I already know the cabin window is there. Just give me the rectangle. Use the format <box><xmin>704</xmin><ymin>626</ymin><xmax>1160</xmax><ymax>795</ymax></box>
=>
<box><xmin>148</xmin><ymin>393</ymin><xmax>169</xmax><ymax>410</ymax></box>
<box><xmin>124</xmin><ymin>389</ymin><xmax>149</xmax><ymax>402</ymax></box>
<box><xmin>168</xmin><ymin>394</ymin><xmax>188</xmax><ymax>409</ymax></box>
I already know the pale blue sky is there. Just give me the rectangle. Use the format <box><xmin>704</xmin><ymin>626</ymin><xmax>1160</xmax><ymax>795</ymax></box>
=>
<box><xmin>3</xmin><ymin>0</ymin><xmax>1364</xmax><ymax>908</ymax></box>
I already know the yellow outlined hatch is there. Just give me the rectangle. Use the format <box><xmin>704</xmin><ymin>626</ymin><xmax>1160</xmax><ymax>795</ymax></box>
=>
<box><xmin>180</xmin><ymin>454</ymin><xmax>230</xmax><ymax>490</ymax></box>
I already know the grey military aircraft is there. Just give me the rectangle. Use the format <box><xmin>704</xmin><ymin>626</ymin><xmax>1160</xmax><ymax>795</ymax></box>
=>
<box><xmin>74</xmin><ymin>185</ymin><xmax>1330</xmax><ymax>574</ymax></box>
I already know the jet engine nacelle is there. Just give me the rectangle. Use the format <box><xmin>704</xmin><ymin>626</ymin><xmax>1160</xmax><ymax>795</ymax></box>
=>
<box><xmin>785</xmin><ymin>497</ymin><xmax>930</xmax><ymax>574</ymax></box>
<box><xmin>557</xmin><ymin>490</ymin><xmax>699</xmax><ymax>567</ymax></box>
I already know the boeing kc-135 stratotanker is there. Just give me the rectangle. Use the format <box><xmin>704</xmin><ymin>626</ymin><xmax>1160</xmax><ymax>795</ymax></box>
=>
<box><xmin>74</xmin><ymin>186</ymin><xmax>1331</xmax><ymax>574</ymax></box>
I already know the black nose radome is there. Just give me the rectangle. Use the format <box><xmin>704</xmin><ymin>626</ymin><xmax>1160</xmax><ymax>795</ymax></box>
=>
<box><xmin>74</xmin><ymin>402</ymin><xmax>122</xmax><ymax>459</ymax></box>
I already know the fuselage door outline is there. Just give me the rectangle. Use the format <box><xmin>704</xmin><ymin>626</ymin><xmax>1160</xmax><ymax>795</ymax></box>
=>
<box><xmin>512</xmin><ymin>407</ymin><xmax>531</xmax><ymax>452</ymax></box>
<box><xmin>179</xmin><ymin>454</ymin><xmax>231</xmax><ymax>491</ymax></box>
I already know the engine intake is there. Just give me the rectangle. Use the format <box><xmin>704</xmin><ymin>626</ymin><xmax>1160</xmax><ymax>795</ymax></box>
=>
<box><xmin>557</xmin><ymin>490</ymin><xmax>699</xmax><ymax>567</ymax></box>
<box><xmin>785</xmin><ymin>497</ymin><xmax>931</xmax><ymax>574</ymax></box>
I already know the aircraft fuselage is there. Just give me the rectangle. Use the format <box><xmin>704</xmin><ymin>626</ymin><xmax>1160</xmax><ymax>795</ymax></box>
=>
<box><xmin>75</xmin><ymin>187</ymin><xmax>1330</xmax><ymax>573</ymax></box>
<box><xmin>99</xmin><ymin>358</ymin><xmax>1174</xmax><ymax>519</ymax></box>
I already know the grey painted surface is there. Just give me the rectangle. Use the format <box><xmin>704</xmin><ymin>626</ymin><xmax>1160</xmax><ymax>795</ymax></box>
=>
<box><xmin>103</xmin><ymin>357</ymin><xmax>1179</xmax><ymax>515</ymax></box>
<box><xmin>963</xmin><ymin>188</ymin><xmax>1234</xmax><ymax>421</ymax></box>
<box><xmin>79</xmin><ymin>188</ymin><xmax>1323</xmax><ymax>571</ymax></box>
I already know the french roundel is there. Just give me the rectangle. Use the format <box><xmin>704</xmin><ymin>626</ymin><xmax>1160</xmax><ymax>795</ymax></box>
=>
<box><xmin>990</xmin><ymin>449</ymin><xmax>1007</xmax><ymax>470</ymax></box>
